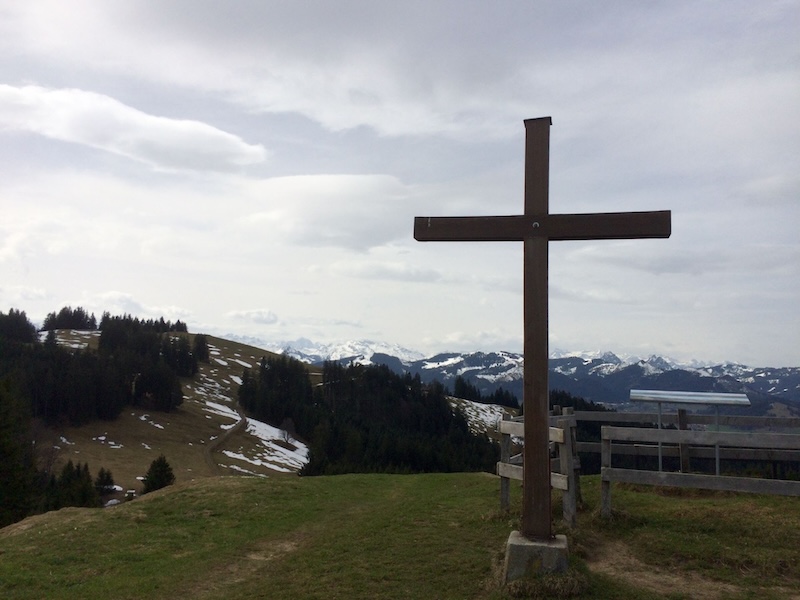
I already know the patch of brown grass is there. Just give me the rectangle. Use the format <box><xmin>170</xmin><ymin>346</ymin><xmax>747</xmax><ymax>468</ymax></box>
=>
<box><xmin>587</xmin><ymin>539</ymin><xmax>741</xmax><ymax>600</ymax></box>
<box><xmin>495</xmin><ymin>558</ymin><xmax>589</xmax><ymax>600</ymax></box>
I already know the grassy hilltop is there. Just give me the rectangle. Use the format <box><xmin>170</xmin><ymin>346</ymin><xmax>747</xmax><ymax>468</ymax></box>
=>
<box><xmin>2</xmin><ymin>473</ymin><xmax>800</xmax><ymax>599</ymax></box>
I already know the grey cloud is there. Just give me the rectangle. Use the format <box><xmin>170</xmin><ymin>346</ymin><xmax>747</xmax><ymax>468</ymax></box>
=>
<box><xmin>0</xmin><ymin>85</ymin><xmax>267</xmax><ymax>171</ymax></box>
<box><xmin>4</xmin><ymin>2</ymin><xmax>797</xmax><ymax>144</ymax></box>
<box><xmin>0</xmin><ymin>285</ymin><xmax>50</xmax><ymax>305</ymax></box>
<box><xmin>81</xmin><ymin>292</ymin><xmax>193</xmax><ymax>322</ymax></box>
<box><xmin>239</xmin><ymin>174</ymin><xmax>419</xmax><ymax>252</ymax></box>
<box><xmin>331</xmin><ymin>261</ymin><xmax>441</xmax><ymax>283</ymax></box>
<box><xmin>226</xmin><ymin>309</ymin><xmax>280</xmax><ymax>325</ymax></box>
<box><xmin>551</xmin><ymin>285</ymin><xmax>638</xmax><ymax>305</ymax></box>
<box><xmin>566</xmin><ymin>243</ymin><xmax>800</xmax><ymax>278</ymax></box>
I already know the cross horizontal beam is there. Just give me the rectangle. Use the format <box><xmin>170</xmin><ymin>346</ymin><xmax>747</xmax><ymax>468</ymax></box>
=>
<box><xmin>413</xmin><ymin>117</ymin><xmax>672</xmax><ymax>542</ymax></box>
<box><xmin>414</xmin><ymin>210</ymin><xmax>671</xmax><ymax>242</ymax></box>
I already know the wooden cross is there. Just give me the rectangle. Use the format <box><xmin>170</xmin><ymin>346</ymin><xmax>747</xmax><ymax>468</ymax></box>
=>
<box><xmin>414</xmin><ymin>117</ymin><xmax>671</xmax><ymax>540</ymax></box>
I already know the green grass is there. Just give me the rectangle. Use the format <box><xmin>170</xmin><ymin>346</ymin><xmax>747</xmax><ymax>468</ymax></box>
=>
<box><xmin>1</xmin><ymin>474</ymin><xmax>510</xmax><ymax>600</ymax></box>
<box><xmin>573</xmin><ymin>478</ymin><xmax>800</xmax><ymax>599</ymax></box>
<box><xmin>2</xmin><ymin>474</ymin><xmax>799</xmax><ymax>599</ymax></box>
<box><xmin>584</xmin><ymin>481</ymin><xmax>800</xmax><ymax>590</ymax></box>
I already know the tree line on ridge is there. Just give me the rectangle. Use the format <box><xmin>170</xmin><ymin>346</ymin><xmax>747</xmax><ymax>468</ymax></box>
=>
<box><xmin>0</xmin><ymin>307</ymin><xmax>203</xmax><ymax>526</ymax></box>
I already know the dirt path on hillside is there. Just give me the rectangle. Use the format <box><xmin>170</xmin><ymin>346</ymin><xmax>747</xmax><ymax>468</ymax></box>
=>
<box><xmin>586</xmin><ymin>539</ymin><xmax>800</xmax><ymax>600</ymax></box>
<box><xmin>203</xmin><ymin>409</ymin><xmax>247</xmax><ymax>475</ymax></box>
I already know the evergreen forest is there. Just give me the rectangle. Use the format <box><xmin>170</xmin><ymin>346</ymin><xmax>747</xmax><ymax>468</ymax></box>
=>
<box><xmin>1</xmin><ymin>309</ymin><xmax>192</xmax><ymax>427</ymax></box>
<box><xmin>238</xmin><ymin>357</ymin><xmax>499</xmax><ymax>475</ymax></box>
<box><xmin>0</xmin><ymin>307</ymin><xmax>199</xmax><ymax>526</ymax></box>
<box><xmin>453</xmin><ymin>375</ymin><xmax>518</xmax><ymax>408</ymax></box>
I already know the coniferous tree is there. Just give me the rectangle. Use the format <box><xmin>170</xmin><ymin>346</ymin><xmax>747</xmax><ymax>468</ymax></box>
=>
<box><xmin>192</xmin><ymin>334</ymin><xmax>210</xmax><ymax>363</ymax></box>
<box><xmin>41</xmin><ymin>306</ymin><xmax>97</xmax><ymax>331</ymax></box>
<box><xmin>95</xmin><ymin>467</ymin><xmax>116</xmax><ymax>495</ymax></box>
<box><xmin>0</xmin><ymin>309</ymin><xmax>38</xmax><ymax>343</ymax></box>
<box><xmin>51</xmin><ymin>460</ymin><xmax>99</xmax><ymax>508</ymax></box>
<box><xmin>452</xmin><ymin>375</ymin><xmax>519</xmax><ymax>408</ymax></box>
<box><xmin>142</xmin><ymin>455</ymin><xmax>175</xmax><ymax>493</ymax></box>
<box><xmin>490</xmin><ymin>386</ymin><xmax>519</xmax><ymax>408</ymax></box>
<box><xmin>0</xmin><ymin>379</ymin><xmax>36</xmax><ymax>527</ymax></box>
<box><xmin>160</xmin><ymin>336</ymin><xmax>197</xmax><ymax>377</ymax></box>
<box><xmin>77</xmin><ymin>462</ymin><xmax>100</xmax><ymax>506</ymax></box>
<box><xmin>454</xmin><ymin>375</ymin><xmax>481</xmax><ymax>402</ymax></box>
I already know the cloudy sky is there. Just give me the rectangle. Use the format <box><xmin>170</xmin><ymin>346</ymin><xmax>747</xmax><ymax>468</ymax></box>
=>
<box><xmin>1</xmin><ymin>1</ymin><xmax>798</xmax><ymax>367</ymax></box>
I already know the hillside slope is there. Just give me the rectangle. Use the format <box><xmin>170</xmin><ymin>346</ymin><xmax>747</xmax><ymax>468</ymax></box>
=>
<box><xmin>44</xmin><ymin>333</ymin><xmax>315</xmax><ymax>495</ymax></box>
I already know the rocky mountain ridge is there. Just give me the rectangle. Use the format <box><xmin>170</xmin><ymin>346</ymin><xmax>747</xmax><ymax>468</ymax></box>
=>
<box><xmin>225</xmin><ymin>335</ymin><xmax>800</xmax><ymax>413</ymax></box>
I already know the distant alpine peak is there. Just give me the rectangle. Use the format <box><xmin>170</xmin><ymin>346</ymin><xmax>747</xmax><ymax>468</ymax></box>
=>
<box><xmin>640</xmin><ymin>354</ymin><xmax>674</xmax><ymax>372</ymax></box>
<box><xmin>314</xmin><ymin>339</ymin><xmax>426</xmax><ymax>365</ymax></box>
<box><xmin>222</xmin><ymin>335</ymin><xmax>426</xmax><ymax>366</ymax></box>
<box><xmin>549</xmin><ymin>348</ymin><xmax>624</xmax><ymax>363</ymax></box>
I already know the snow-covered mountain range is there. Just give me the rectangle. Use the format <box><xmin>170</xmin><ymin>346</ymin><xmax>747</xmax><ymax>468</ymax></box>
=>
<box><xmin>225</xmin><ymin>335</ymin><xmax>426</xmax><ymax>365</ymax></box>
<box><xmin>222</xmin><ymin>335</ymin><xmax>800</xmax><ymax>412</ymax></box>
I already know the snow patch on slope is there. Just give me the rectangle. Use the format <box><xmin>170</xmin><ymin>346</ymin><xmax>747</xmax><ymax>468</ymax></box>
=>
<box><xmin>448</xmin><ymin>397</ymin><xmax>510</xmax><ymax>436</ymax></box>
<box><xmin>220</xmin><ymin>419</ymin><xmax>309</xmax><ymax>475</ymax></box>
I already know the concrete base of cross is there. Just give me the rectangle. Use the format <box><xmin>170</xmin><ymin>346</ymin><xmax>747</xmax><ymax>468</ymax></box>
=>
<box><xmin>502</xmin><ymin>531</ymin><xmax>569</xmax><ymax>583</ymax></box>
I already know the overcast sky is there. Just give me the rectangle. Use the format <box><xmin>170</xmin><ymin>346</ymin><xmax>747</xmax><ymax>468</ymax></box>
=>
<box><xmin>1</xmin><ymin>1</ymin><xmax>798</xmax><ymax>367</ymax></box>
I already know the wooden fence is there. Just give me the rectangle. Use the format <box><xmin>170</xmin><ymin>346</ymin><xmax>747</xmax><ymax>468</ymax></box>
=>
<box><xmin>496</xmin><ymin>406</ymin><xmax>581</xmax><ymax>527</ymax></box>
<box><xmin>574</xmin><ymin>411</ymin><xmax>800</xmax><ymax>470</ymax></box>
<box><xmin>600</xmin><ymin>426</ymin><xmax>800</xmax><ymax>517</ymax></box>
<box><xmin>497</xmin><ymin>407</ymin><xmax>800</xmax><ymax>524</ymax></box>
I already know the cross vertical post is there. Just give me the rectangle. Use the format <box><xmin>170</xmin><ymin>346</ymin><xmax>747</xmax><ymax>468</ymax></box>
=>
<box><xmin>413</xmin><ymin>117</ymin><xmax>671</xmax><ymax>547</ymax></box>
<box><xmin>522</xmin><ymin>117</ymin><xmax>552</xmax><ymax>539</ymax></box>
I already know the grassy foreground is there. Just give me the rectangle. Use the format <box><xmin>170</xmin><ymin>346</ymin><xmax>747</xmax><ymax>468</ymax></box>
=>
<box><xmin>1</xmin><ymin>473</ymin><xmax>799</xmax><ymax>599</ymax></box>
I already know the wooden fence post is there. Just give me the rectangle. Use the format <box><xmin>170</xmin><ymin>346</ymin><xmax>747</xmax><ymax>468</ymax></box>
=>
<box><xmin>678</xmin><ymin>408</ymin><xmax>690</xmax><ymax>473</ymax></box>
<box><xmin>601</xmin><ymin>427</ymin><xmax>612</xmax><ymax>518</ymax></box>
<box><xmin>565</xmin><ymin>407</ymin><xmax>582</xmax><ymax>506</ymax></box>
<box><xmin>500</xmin><ymin>412</ymin><xmax>511</xmax><ymax>512</ymax></box>
<box><xmin>558</xmin><ymin>409</ymin><xmax>577</xmax><ymax>528</ymax></box>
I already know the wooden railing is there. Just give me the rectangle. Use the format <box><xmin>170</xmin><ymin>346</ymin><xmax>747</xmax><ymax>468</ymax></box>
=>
<box><xmin>573</xmin><ymin>410</ymin><xmax>800</xmax><ymax>428</ymax></box>
<box><xmin>600</xmin><ymin>426</ymin><xmax>800</xmax><ymax>517</ymax></box>
<box><xmin>497</xmin><ymin>406</ymin><xmax>800</xmax><ymax>524</ymax></box>
<box><xmin>497</xmin><ymin>407</ymin><xmax>581</xmax><ymax>527</ymax></box>
<box><xmin>574</xmin><ymin>411</ymin><xmax>800</xmax><ymax>467</ymax></box>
